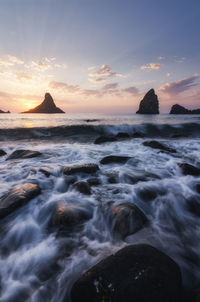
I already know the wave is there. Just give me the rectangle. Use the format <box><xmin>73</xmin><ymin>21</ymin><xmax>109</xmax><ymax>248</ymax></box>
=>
<box><xmin>0</xmin><ymin>122</ymin><xmax>200</xmax><ymax>141</ymax></box>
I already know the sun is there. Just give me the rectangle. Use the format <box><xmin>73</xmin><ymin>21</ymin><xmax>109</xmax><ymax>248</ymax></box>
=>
<box><xmin>26</xmin><ymin>103</ymin><xmax>32</xmax><ymax>109</ymax></box>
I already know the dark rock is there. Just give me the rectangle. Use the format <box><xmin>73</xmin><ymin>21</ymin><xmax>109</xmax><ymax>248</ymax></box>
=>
<box><xmin>123</xmin><ymin>171</ymin><xmax>160</xmax><ymax>184</ymax></box>
<box><xmin>63</xmin><ymin>164</ymin><xmax>99</xmax><ymax>175</ymax></box>
<box><xmin>0</xmin><ymin>183</ymin><xmax>41</xmax><ymax>219</ymax></box>
<box><xmin>100</xmin><ymin>155</ymin><xmax>130</xmax><ymax>165</ymax></box>
<box><xmin>0</xmin><ymin>109</ymin><xmax>10</xmax><ymax>113</ymax></box>
<box><xmin>70</xmin><ymin>244</ymin><xmax>182</xmax><ymax>302</ymax></box>
<box><xmin>143</xmin><ymin>140</ymin><xmax>176</xmax><ymax>153</ymax></box>
<box><xmin>136</xmin><ymin>89</ymin><xmax>159</xmax><ymax>114</ymax></box>
<box><xmin>132</xmin><ymin>132</ymin><xmax>144</xmax><ymax>138</ymax></box>
<box><xmin>94</xmin><ymin>136</ymin><xmax>117</xmax><ymax>144</ymax></box>
<box><xmin>111</xmin><ymin>202</ymin><xmax>148</xmax><ymax>238</ymax></box>
<box><xmin>187</xmin><ymin>197</ymin><xmax>200</xmax><ymax>217</ymax></box>
<box><xmin>74</xmin><ymin>181</ymin><xmax>91</xmax><ymax>195</ymax></box>
<box><xmin>65</xmin><ymin>176</ymin><xmax>77</xmax><ymax>185</ymax></box>
<box><xmin>39</xmin><ymin>168</ymin><xmax>51</xmax><ymax>177</ymax></box>
<box><xmin>22</xmin><ymin>93</ymin><xmax>65</xmax><ymax>113</ymax></box>
<box><xmin>0</xmin><ymin>150</ymin><xmax>6</xmax><ymax>156</ymax></box>
<box><xmin>7</xmin><ymin>149</ymin><xmax>42</xmax><ymax>160</ymax></box>
<box><xmin>178</xmin><ymin>163</ymin><xmax>200</xmax><ymax>176</ymax></box>
<box><xmin>87</xmin><ymin>178</ymin><xmax>101</xmax><ymax>186</ymax></box>
<box><xmin>138</xmin><ymin>188</ymin><xmax>157</xmax><ymax>201</ymax></box>
<box><xmin>115</xmin><ymin>132</ymin><xmax>130</xmax><ymax>139</ymax></box>
<box><xmin>196</xmin><ymin>184</ymin><xmax>200</xmax><ymax>194</ymax></box>
<box><xmin>170</xmin><ymin>104</ymin><xmax>200</xmax><ymax>114</ymax></box>
<box><xmin>53</xmin><ymin>203</ymin><xmax>92</xmax><ymax>227</ymax></box>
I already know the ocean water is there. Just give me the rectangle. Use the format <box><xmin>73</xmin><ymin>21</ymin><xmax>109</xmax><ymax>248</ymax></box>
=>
<box><xmin>0</xmin><ymin>113</ymin><xmax>200</xmax><ymax>301</ymax></box>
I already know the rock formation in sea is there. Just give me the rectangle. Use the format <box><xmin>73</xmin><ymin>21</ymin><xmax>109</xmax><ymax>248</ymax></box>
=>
<box><xmin>136</xmin><ymin>89</ymin><xmax>159</xmax><ymax>114</ymax></box>
<box><xmin>0</xmin><ymin>109</ymin><xmax>10</xmax><ymax>113</ymax></box>
<box><xmin>22</xmin><ymin>93</ymin><xmax>65</xmax><ymax>113</ymax></box>
<box><xmin>170</xmin><ymin>104</ymin><xmax>200</xmax><ymax>114</ymax></box>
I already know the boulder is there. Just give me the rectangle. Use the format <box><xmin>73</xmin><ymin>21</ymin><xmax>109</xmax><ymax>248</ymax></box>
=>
<box><xmin>22</xmin><ymin>93</ymin><xmax>65</xmax><ymax>113</ymax></box>
<box><xmin>138</xmin><ymin>188</ymin><xmax>157</xmax><ymax>201</ymax></box>
<box><xmin>170</xmin><ymin>104</ymin><xmax>200</xmax><ymax>114</ymax></box>
<box><xmin>136</xmin><ymin>89</ymin><xmax>159</xmax><ymax>114</ymax></box>
<box><xmin>115</xmin><ymin>132</ymin><xmax>130</xmax><ymax>139</ymax></box>
<box><xmin>0</xmin><ymin>150</ymin><xmax>6</xmax><ymax>156</ymax></box>
<box><xmin>132</xmin><ymin>132</ymin><xmax>144</xmax><ymax>138</ymax></box>
<box><xmin>53</xmin><ymin>203</ymin><xmax>92</xmax><ymax>227</ymax></box>
<box><xmin>74</xmin><ymin>181</ymin><xmax>91</xmax><ymax>195</ymax></box>
<box><xmin>0</xmin><ymin>183</ymin><xmax>41</xmax><ymax>219</ymax></box>
<box><xmin>100</xmin><ymin>155</ymin><xmax>130</xmax><ymax>165</ymax></box>
<box><xmin>178</xmin><ymin>163</ymin><xmax>200</xmax><ymax>176</ymax></box>
<box><xmin>87</xmin><ymin>178</ymin><xmax>101</xmax><ymax>186</ymax></box>
<box><xmin>63</xmin><ymin>164</ymin><xmax>99</xmax><ymax>175</ymax></box>
<box><xmin>187</xmin><ymin>197</ymin><xmax>200</xmax><ymax>217</ymax></box>
<box><xmin>111</xmin><ymin>202</ymin><xmax>148</xmax><ymax>238</ymax></box>
<box><xmin>94</xmin><ymin>136</ymin><xmax>117</xmax><ymax>144</ymax></box>
<box><xmin>7</xmin><ymin>149</ymin><xmax>42</xmax><ymax>160</ymax></box>
<box><xmin>70</xmin><ymin>244</ymin><xmax>182</xmax><ymax>302</ymax></box>
<box><xmin>143</xmin><ymin>140</ymin><xmax>176</xmax><ymax>153</ymax></box>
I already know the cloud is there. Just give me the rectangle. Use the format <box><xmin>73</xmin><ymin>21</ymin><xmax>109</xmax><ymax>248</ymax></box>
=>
<box><xmin>102</xmin><ymin>83</ymin><xmax>118</xmax><ymax>90</ymax></box>
<box><xmin>25</xmin><ymin>57</ymin><xmax>67</xmax><ymax>72</ymax></box>
<box><xmin>166</xmin><ymin>72</ymin><xmax>171</xmax><ymax>77</ymax></box>
<box><xmin>0</xmin><ymin>55</ymin><xmax>24</xmax><ymax>66</ymax></box>
<box><xmin>16</xmin><ymin>72</ymin><xmax>32</xmax><ymax>81</ymax></box>
<box><xmin>122</xmin><ymin>86</ymin><xmax>139</xmax><ymax>95</ymax></box>
<box><xmin>158</xmin><ymin>56</ymin><xmax>165</xmax><ymax>60</ymax></box>
<box><xmin>140</xmin><ymin>62</ymin><xmax>161</xmax><ymax>71</ymax></box>
<box><xmin>49</xmin><ymin>81</ymin><xmax>80</xmax><ymax>93</ymax></box>
<box><xmin>160</xmin><ymin>75</ymin><xmax>199</xmax><ymax>96</ymax></box>
<box><xmin>89</xmin><ymin>64</ymin><xmax>123</xmax><ymax>78</ymax></box>
<box><xmin>89</xmin><ymin>77</ymin><xmax>105</xmax><ymax>83</ymax></box>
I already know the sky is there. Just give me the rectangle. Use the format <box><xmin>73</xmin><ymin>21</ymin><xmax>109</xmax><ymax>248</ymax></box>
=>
<box><xmin>0</xmin><ymin>0</ymin><xmax>199</xmax><ymax>113</ymax></box>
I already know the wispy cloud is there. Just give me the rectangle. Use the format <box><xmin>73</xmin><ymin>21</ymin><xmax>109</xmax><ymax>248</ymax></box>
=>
<box><xmin>122</xmin><ymin>86</ymin><xmax>139</xmax><ymax>95</ymax></box>
<box><xmin>160</xmin><ymin>75</ymin><xmax>199</xmax><ymax>95</ymax></box>
<box><xmin>16</xmin><ymin>71</ymin><xmax>32</xmax><ymax>81</ymax></box>
<box><xmin>49</xmin><ymin>81</ymin><xmax>80</xmax><ymax>93</ymax></box>
<box><xmin>89</xmin><ymin>64</ymin><xmax>123</xmax><ymax>78</ymax></box>
<box><xmin>0</xmin><ymin>55</ymin><xmax>24</xmax><ymax>66</ymax></box>
<box><xmin>140</xmin><ymin>62</ymin><xmax>161</xmax><ymax>71</ymax></box>
<box><xmin>89</xmin><ymin>77</ymin><xmax>105</xmax><ymax>83</ymax></box>
<box><xmin>158</xmin><ymin>56</ymin><xmax>165</xmax><ymax>60</ymax></box>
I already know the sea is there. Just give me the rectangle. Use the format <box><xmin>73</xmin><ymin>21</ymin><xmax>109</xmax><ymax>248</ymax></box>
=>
<box><xmin>0</xmin><ymin>113</ymin><xmax>200</xmax><ymax>302</ymax></box>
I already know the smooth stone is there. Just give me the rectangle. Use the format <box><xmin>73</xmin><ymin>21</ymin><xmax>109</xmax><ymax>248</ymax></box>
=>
<box><xmin>111</xmin><ymin>202</ymin><xmax>148</xmax><ymax>238</ymax></box>
<box><xmin>100</xmin><ymin>155</ymin><xmax>130</xmax><ymax>165</ymax></box>
<box><xmin>143</xmin><ymin>140</ymin><xmax>176</xmax><ymax>153</ymax></box>
<box><xmin>6</xmin><ymin>149</ymin><xmax>42</xmax><ymax>160</ymax></box>
<box><xmin>178</xmin><ymin>163</ymin><xmax>200</xmax><ymax>176</ymax></box>
<box><xmin>63</xmin><ymin>164</ymin><xmax>99</xmax><ymax>175</ymax></box>
<box><xmin>0</xmin><ymin>150</ymin><xmax>6</xmax><ymax>156</ymax></box>
<box><xmin>0</xmin><ymin>183</ymin><xmax>41</xmax><ymax>219</ymax></box>
<box><xmin>74</xmin><ymin>181</ymin><xmax>91</xmax><ymax>195</ymax></box>
<box><xmin>70</xmin><ymin>244</ymin><xmax>182</xmax><ymax>302</ymax></box>
<box><xmin>94</xmin><ymin>136</ymin><xmax>117</xmax><ymax>144</ymax></box>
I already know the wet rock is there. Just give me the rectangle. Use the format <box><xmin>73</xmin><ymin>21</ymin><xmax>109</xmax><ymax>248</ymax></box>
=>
<box><xmin>63</xmin><ymin>164</ymin><xmax>99</xmax><ymax>175</ymax></box>
<box><xmin>115</xmin><ymin>132</ymin><xmax>130</xmax><ymax>139</ymax></box>
<box><xmin>65</xmin><ymin>175</ymin><xmax>77</xmax><ymax>185</ymax></box>
<box><xmin>187</xmin><ymin>197</ymin><xmax>200</xmax><ymax>217</ymax></box>
<box><xmin>70</xmin><ymin>244</ymin><xmax>182</xmax><ymax>302</ymax></box>
<box><xmin>100</xmin><ymin>155</ymin><xmax>130</xmax><ymax>165</ymax></box>
<box><xmin>196</xmin><ymin>184</ymin><xmax>200</xmax><ymax>194</ymax></box>
<box><xmin>94</xmin><ymin>136</ymin><xmax>117</xmax><ymax>144</ymax></box>
<box><xmin>39</xmin><ymin>168</ymin><xmax>51</xmax><ymax>177</ymax></box>
<box><xmin>74</xmin><ymin>181</ymin><xmax>91</xmax><ymax>195</ymax></box>
<box><xmin>138</xmin><ymin>188</ymin><xmax>157</xmax><ymax>201</ymax></box>
<box><xmin>111</xmin><ymin>202</ymin><xmax>148</xmax><ymax>238</ymax></box>
<box><xmin>136</xmin><ymin>89</ymin><xmax>159</xmax><ymax>114</ymax></box>
<box><xmin>87</xmin><ymin>178</ymin><xmax>101</xmax><ymax>186</ymax></box>
<box><xmin>0</xmin><ymin>183</ymin><xmax>41</xmax><ymax>219</ymax></box>
<box><xmin>53</xmin><ymin>203</ymin><xmax>92</xmax><ymax>227</ymax></box>
<box><xmin>143</xmin><ymin>140</ymin><xmax>176</xmax><ymax>153</ymax></box>
<box><xmin>132</xmin><ymin>132</ymin><xmax>144</xmax><ymax>138</ymax></box>
<box><xmin>123</xmin><ymin>170</ymin><xmax>160</xmax><ymax>184</ymax></box>
<box><xmin>7</xmin><ymin>149</ymin><xmax>42</xmax><ymax>160</ymax></box>
<box><xmin>178</xmin><ymin>163</ymin><xmax>200</xmax><ymax>176</ymax></box>
<box><xmin>0</xmin><ymin>149</ymin><xmax>6</xmax><ymax>156</ymax></box>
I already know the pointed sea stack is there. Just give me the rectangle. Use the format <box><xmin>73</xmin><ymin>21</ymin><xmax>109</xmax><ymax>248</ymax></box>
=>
<box><xmin>170</xmin><ymin>104</ymin><xmax>200</xmax><ymax>114</ymax></box>
<box><xmin>22</xmin><ymin>93</ymin><xmax>65</xmax><ymax>113</ymax></box>
<box><xmin>136</xmin><ymin>89</ymin><xmax>159</xmax><ymax>114</ymax></box>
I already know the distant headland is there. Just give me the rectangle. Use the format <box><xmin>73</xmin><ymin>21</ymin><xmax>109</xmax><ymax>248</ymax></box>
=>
<box><xmin>0</xmin><ymin>109</ymin><xmax>10</xmax><ymax>114</ymax></box>
<box><xmin>22</xmin><ymin>93</ymin><xmax>65</xmax><ymax>114</ymax></box>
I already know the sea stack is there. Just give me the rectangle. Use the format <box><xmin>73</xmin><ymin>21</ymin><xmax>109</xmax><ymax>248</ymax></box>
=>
<box><xmin>136</xmin><ymin>89</ymin><xmax>159</xmax><ymax>114</ymax></box>
<box><xmin>170</xmin><ymin>104</ymin><xmax>200</xmax><ymax>114</ymax></box>
<box><xmin>22</xmin><ymin>93</ymin><xmax>65</xmax><ymax>113</ymax></box>
<box><xmin>0</xmin><ymin>109</ymin><xmax>10</xmax><ymax>113</ymax></box>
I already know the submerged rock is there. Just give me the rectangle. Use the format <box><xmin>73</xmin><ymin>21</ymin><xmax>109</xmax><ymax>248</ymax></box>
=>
<box><xmin>196</xmin><ymin>184</ymin><xmax>200</xmax><ymax>194</ymax></box>
<box><xmin>138</xmin><ymin>188</ymin><xmax>158</xmax><ymax>201</ymax></box>
<box><xmin>143</xmin><ymin>140</ymin><xmax>176</xmax><ymax>153</ymax></box>
<box><xmin>100</xmin><ymin>155</ymin><xmax>130</xmax><ymax>165</ymax></box>
<box><xmin>0</xmin><ymin>183</ymin><xmax>41</xmax><ymax>219</ymax></box>
<box><xmin>0</xmin><ymin>149</ymin><xmax>6</xmax><ymax>156</ymax></box>
<box><xmin>136</xmin><ymin>89</ymin><xmax>159</xmax><ymax>114</ymax></box>
<box><xmin>115</xmin><ymin>132</ymin><xmax>130</xmax><ymax>139</ymax></box>
<box><xmin>111</xmin><ymin>202</ymin><xmax>148</xmax><ymax>238</ymax></box>
<box><xmin>170</xmin><ymin>104</ymin><xmax>200</xmax><ymax>114</ymax></box>
<box><xmin>178</xmin><ymin>163</ymin><xmax>200</xmax><ymax>176</ymax></box>
<box><xmin>7</xmin><ymin>149</ymin><xmax>42</xmax><ymax>160</ymax></box>
<box><xmin>132</xmin><ymin>132</ymin><xmax>144</xmax><ymax>138</ymax></box>
<box><xmin>22</xmin><ymin>93</ymin><xmax>65</xmax><ymax>113</ymax></box>
<box><xmin>94</xmin><ymin>136</ymin><xmax>117</xmax><ymax>144</ymax></box>
<box><xmin>70</xmin><ymin>244</ymin><xmax>182</xmax><ymax>302</ymax></box>
<box><xmin>39</xmin><ymin>168</ymin><xmax>51</xmax><ymax>177</ymax></box>
<box><xmin>74</xmin><ymin>181</ymin><xmax>91</xmax><ymax>195</ymax></box>
<box><xmin>63</xmin><ymin>164</ymin><xmax>99</xmax><ymax>175</ymax></box>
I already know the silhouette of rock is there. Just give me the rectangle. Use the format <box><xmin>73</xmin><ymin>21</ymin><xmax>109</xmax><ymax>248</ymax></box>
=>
<box><xmin>22</xmin><ymin>93</ymin><xmax>65</xmax><ymax>113</ymax></box>
<box><xmin>136</xmin><ymin>89</ymin><xmax>159</xmax><ymax>114</ymax></box>
<box><xmin>170</xmin><ymin>104</ymin><xmax>200</xmax><ymax>114</ymax></box>
<box><xmin>0</xmin><ymin>109</ymin><xmax>10</xmax><ymax>113</ymax></box>
<box><xmin>6</xmin><ymin>149</ymin><xmax>42</xmax><ymax>160</ymax></box>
